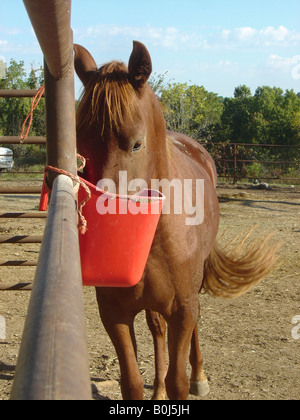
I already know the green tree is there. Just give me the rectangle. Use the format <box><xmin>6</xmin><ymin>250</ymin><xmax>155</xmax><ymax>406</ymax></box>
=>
<box><xmin>219</xmin><ymin>85</ymin><xmax>300</xmax><ymax>147</ymax></box>
<box><xmin>252</xmin><ymin>87</ymin><xmax>300</xmax><ymax>146</ymax></box>
<box><xmin>0</xmin><ymin>60</ymin><xmax>29</xmax><ymax>136</ymax></box>
<box><xmin>0</xmin><ymin>59</ymin><xmax>45</xmax><ymax>137</ymax></box>
<box><xmin>148</xmin><ymin>71</ymin><xmax>169</xmax><ymax>96</ymax></box>
<box><xmin>220</xmin><ymin>85</ymin><xmax>253</xmax><ymax>144</ymax></box>
<box><xmin>160</xmin><ymin>82</ymin><xmax>223</xmax><ymax>141</ymax></box>
<box><xmin>0</xmin><ymin>60</ymin><xmax>46</xmax><ymax>168</ymax></box>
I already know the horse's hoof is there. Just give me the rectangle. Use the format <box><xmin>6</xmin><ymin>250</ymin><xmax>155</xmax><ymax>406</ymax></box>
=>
<box><xmin>151</xmin><ymin>390</ymin><xmax>166</xmax><ymax>401</ymax></box>
<box><xmin>189</xmin><ymin>379</ymin><xmax>210</xmax><ymax>397</ymax></box>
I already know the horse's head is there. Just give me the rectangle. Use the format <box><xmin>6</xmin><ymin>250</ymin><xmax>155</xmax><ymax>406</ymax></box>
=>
<box><xmin>74</xmin><ymin>41</ymin><xmax>166</xmax><ymax>190</ymax></box>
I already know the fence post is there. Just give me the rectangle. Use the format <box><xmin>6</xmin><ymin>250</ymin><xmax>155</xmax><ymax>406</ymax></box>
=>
<box><xmin>10</xmin><ymin>175</ymin><xmax>91</xmax><ymax>400</ymax></box>
<box><xmin>44</xmin><ymin>58</ymin><xmax>77</xmax><ymax>186</ymax></box>
<box><xmin>10</xmin><ymin>0</ymin><xmax>92</xmax><ymax>400</ymax></box>
<box><xmin>233</xmin><ymin>143</ymin><xmax>237</xmax><ymax>184</ymax></box>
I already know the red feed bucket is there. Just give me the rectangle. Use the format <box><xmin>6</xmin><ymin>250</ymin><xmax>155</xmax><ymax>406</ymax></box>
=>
<box><xmin>39</xmin><ymin>176</ymin><xmax>165</xmax><ymax>287</ymax></box>
<box><xmin>77</xmin><ymin>178</ymin><xmax>165</xmax><ymax>287</ymax></box>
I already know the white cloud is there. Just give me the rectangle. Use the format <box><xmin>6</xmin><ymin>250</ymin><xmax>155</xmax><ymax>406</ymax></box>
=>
<box><xmin>75</xmin><ymin>23</ymin><xmax>203</xmax><ymax>51</ymax></box>
<box><xmin>0</xmin><ymin>26</ymin><xmax>22</xmax><ymax>36</ymax></box>
<box><xmin>261</xmin><ymin>26</ymin><xmax>289</xmax><ymax>42</ymax></box>
<box><xmin>210</xmin><ymin>25</ymin><xmax>300</xmax><ymax>50</ymax></box>
<box><xmin>268</xmin><ymin>54</ymin><xmax>300</xmax><ymax>79</ymax></box>
<box><xmin>269</xmin><ymin>54</ymin><xmax>293</xmax><ymax>69</ymax></box>
<box><xmin>236</xmin><ymin>27</ymin><xmax>257</xmax><ymax>41</ymax></box>
<box><xmin>223</xmin><ymin>25</ymin><xmax>299</xmax><ymax>48</ymax></box>
<box><xmin>221</xmin><ymin>29</ymin><xmax>231</xmax><ymax>40</ymax></box>
<box><xmin>74</xmin><ymin>24</ymin><xmax>300</xmax><ymax>55</ymax></box>
<box><xmin>218</xmin><ymin>59</ymin><xmax>239</xmax><ymax>72</ymax></box>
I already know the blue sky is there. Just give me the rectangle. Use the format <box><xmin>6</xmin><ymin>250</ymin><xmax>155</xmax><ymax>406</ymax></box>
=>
<box><xmin>0</xmin><ymin>0</ymin><xmax>299</xmax><ymax>98</ymax></box>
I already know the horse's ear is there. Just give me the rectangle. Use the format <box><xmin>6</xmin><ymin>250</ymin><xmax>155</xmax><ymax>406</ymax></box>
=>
<box><xmin>74</xmin><ymin>44</ymin><xmax>97</xmax><ymax>86</ymax></box>
<box><xmin>128</xmin><ymin>41</ymin><xmax>152</xmax><ymax>91</ymax></box>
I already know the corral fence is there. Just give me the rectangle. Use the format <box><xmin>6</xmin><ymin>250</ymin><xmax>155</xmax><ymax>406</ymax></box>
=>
<box><xmin>205</xmin><ymin>142</ymin><xmax>300</xmax><ymax>185</ymax></box>
<box><xmin>0</xmin><ymin>111</ymin><xmax>45</xmax><ymax>284</ymax></box>
<box><xmin>2</xmin><ymin>140</ymin><xmax>299</xmax><ymax>185</ymax></box>
<box><xmin>0</xmin><ymin>90</ymin><xmax>46</xmax><ymax>172</ymax></box>
<box><xmin>0</xmin><ymin>0</ymin><xmax>92</xmax><ymax>400</ymax></box>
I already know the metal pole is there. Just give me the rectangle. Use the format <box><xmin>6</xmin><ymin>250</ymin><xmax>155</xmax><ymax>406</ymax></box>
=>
<box><xmin>0</xmin><ymin>186</ymin><xmax>42</xmax><ymax>194</ymax></box>
<box><xmin>233</xmin><ymin>143</ymin><xmax>237</xmax><ymax>184</ymax></box>
<box><xmin>22</xmin><ymin>0</ymin><xmax>73</xmax><ymax>80</ymax></box>
<box><xmin>0</xmin><ymin>136</ymin><xmax>46</xmax><ymax>144</ymax></box>
<box><xmin>10</xmin><ymin>0</ymin><xmax>92</xmax><ymax>400</ymax></box>
<box><xmin>0</xmin><ymin>89</ymin><xmax>44</xmax><ymax>98</ymax></box>
<box><xmin>0</xmin><ymin>235</ymin><xmax>42</xmax><ymax>244</ymax></box>
<box><xmin>44</xmin><ymin>58</ymin><xmax>77</xmax><ymax>186</ymax></box>
<box><xmin>10</xmin><ymin>175</ymin><xmax>91</xmax><ymax>400</ymax></box>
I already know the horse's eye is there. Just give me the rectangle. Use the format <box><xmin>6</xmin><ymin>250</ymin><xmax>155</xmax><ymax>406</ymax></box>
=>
<box><xmin>132</xmin><ymin>140</ymin><xmax>143</xmax><ymax>152</ymax></box>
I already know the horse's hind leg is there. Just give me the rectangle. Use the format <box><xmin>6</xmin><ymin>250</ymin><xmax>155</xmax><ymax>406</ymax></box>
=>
<box><xmin>146</xmin><ymin>310</ymin><xmax>167</xmax><ymax>400</ymax></box>
<box><xmin>189</xmin><ymin>324</ymin><xmax>210</xmax><ymax>397</ymax></box>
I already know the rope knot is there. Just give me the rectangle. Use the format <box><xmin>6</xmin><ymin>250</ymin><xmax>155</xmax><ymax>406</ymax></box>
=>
<box><xmin>44</xmin><ymin>161</ymin><xmax>91</xmax><ymax>234</ymax></box>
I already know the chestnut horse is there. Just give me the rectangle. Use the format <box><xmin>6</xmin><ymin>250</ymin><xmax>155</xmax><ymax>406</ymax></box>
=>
<box><xmin>74</xmin><ymin>41</ymin><xmax>278</xmax><ymax>400</ymax></box>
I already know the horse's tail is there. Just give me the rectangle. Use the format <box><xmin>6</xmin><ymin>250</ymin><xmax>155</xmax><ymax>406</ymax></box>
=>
<box><xmin>203</xmin><ymin>228</ymin><xmax>281</xmax><ymax>298</ymax></box>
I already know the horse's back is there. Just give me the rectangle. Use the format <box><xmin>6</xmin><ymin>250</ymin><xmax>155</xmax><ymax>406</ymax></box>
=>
<box><xmin>167</xmin><ymin>130</ymin><xmax>217</xmax><ymax>188</ymax></box>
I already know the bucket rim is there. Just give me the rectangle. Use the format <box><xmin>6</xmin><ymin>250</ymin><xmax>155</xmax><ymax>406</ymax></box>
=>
<box><xmin>79</xmin><ymin>176</ymin><xmax>166</xmax><ymax>203</ymax></box>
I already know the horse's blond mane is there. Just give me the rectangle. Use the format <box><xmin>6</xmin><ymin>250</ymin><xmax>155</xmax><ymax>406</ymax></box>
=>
<box><xmin>76</xmin><ymin>61</ymin><xmax>141</xmax><ymax>135</ymax></box>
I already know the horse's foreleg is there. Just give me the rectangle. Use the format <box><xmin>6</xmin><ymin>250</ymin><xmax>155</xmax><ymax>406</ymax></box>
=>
<box><xmin>189</xmin><ymin>324</ymin><xmax>210</xmax><ymax>396</ymax></box>
<box><xmin>96</xmin><ymin>295</ymin><xmax>143</xmax><ymax>400</ymax></box>
<box><xmin>146</xmin><ymin>310</ymin><xmax>167</xmax><ymax>400</ymax></box>
<box><xmin>165</xmin><ymin>309</ymin><xmax>195</xmax><ymax>400</ymax></box>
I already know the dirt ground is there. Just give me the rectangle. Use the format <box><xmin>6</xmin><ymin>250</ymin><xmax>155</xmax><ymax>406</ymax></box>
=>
<box><xmin>0</xmin><ymin>179</ymin><xmax>299</xmax><ymax>400</ymax></box>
